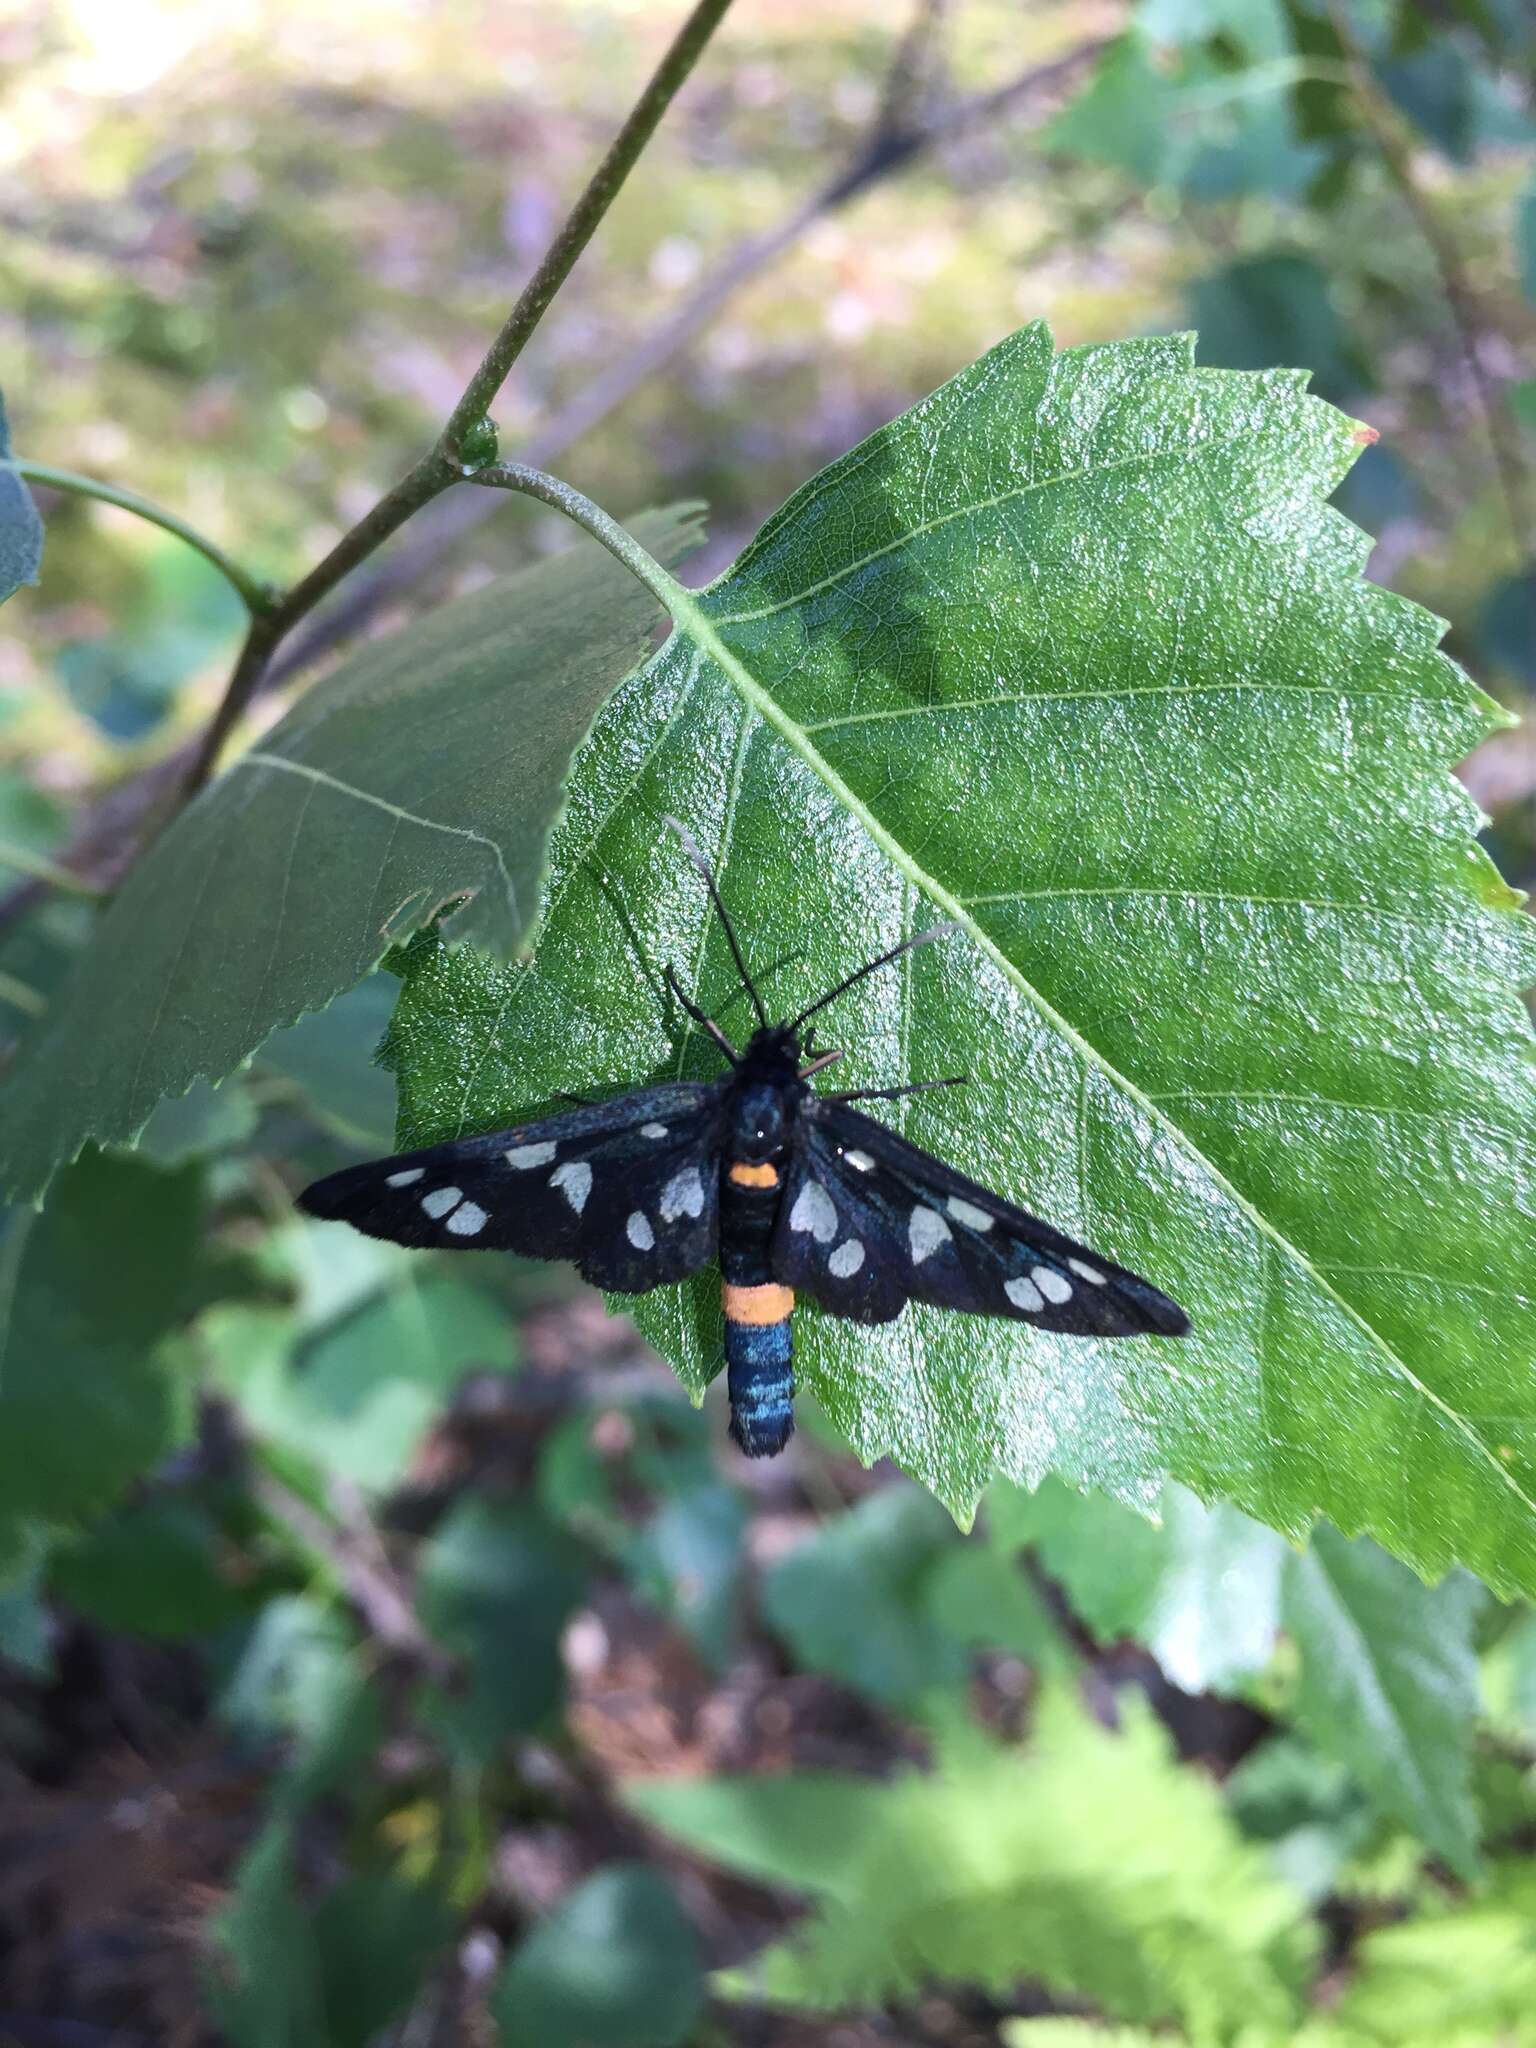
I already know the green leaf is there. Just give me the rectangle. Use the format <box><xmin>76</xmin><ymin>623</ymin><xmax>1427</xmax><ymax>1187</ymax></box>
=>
<box><xmin>0</xmin><ymin>506</ymin><xmax>704</xmax><ymax>1203</ymax></box>
<box><xmin>760</xmin><ymin>1484</ymin><xmax>967</xmax><ymax>1707</ymax></box>
<box><xmin>207</xmin><ymin>1819</ymin><xmax>328</xmax><ymax>2048</ymax></box>
<box><xmin>134</xmin><ymin>1074</ymin><xmax>258</xmax><ymax>1166</ymax></box>
<box><xmin>258</xmin><ymin>972</ymin><xmax>398</xmax><ymax>1147</ymax></box>
<box><xmin>1186</xmin><ymin>254</ymin><xmax>1369</xmax><ymax>399</ymax></box>
<box><xmin>415</xmin><ymin>1495</ymin><xmax>586</xmax><ymax>1759</ymax></box>
<box><xmin>312</xmin><ymin>1872</ymin><xmax>454</xmax><ymax>2048</ymax></box>
<box><xmin>0</xmin><ymin>391</ymin><xmax>43</xmax><ymax>607</ymax></box>
<box><xmin>219</xmin><ymin>1270</ymin><xmax>517</xmax><ymax>1493</ymax></box>
<box><xmin>382</xmin><ymin>323</ymin><xmax>1536</xmax><ymax>1594</ymax></box>
<box><xmin>922</xmin><ymin>1542</ymin><xmax>1077</xmax><ymax>1673</ymax></box>
<box><xmin>1334</xmin><ymin>1858</ymin><xmax>1536</xmax><ymax>2040</ymax></box>
<box><xmin>217</xmin><ymin>1594</ymin><xmax>381</xmax><ymax>1803</ymax></box>
<box><xmin>635</xmin><ymin>1688</ymin><xmax>1312</xmax><ymax>2031</ymax></box>
<box><xmin>0</xmin><ymin>1151</ymin><xmax>206</xmax><ymax>1529</ymax></box>
<box><xmin>1282</xmin><ymin>1525</ymin><xmax>1483</xmax><ymax>1877</ymax></box>
<box><xmin>490</xmin><ymin>1863</ymin><xmax>704</xmax><ymax>2048</ymax></box>
<box><xmin>1046</xmin><ymin>36</ymin><xmax>1321</xmax><ymax>198</ymax></box>
<box><xmin>51</xmin><ymin>1496</ymin><xmax>247</xmax><ymax>1638</ymax></box>
<box><xmin>989</xmin><ymin>1477</ymin><xmax>1286</xmax><ymax>1695</ymax></box>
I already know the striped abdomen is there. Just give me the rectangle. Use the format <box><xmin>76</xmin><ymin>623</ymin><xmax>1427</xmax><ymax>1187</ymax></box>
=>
<box><xmin>720</xmin><ymin>1158</ymin><xmax>794</xmax><ymax>1457</ymax></box>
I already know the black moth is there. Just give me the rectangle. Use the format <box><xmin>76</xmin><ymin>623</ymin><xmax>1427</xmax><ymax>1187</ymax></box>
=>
<box><xmin>300</xmin><ymin>821</ymin><xmax>1190</xmax><ymax>1457</ymax></box>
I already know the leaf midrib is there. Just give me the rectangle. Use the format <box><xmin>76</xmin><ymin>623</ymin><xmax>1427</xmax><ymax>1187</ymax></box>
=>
<box><xmin>655</xmin><ymin>583</ymin><xmax>1536</xmax><ymax>1539</ymax></box>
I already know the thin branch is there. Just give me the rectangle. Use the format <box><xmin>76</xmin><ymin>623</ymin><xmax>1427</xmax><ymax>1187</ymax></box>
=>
<box><xmin>252</xmin><ymin>1468</ymin><xmax>457</xmax><ymax>1682</ymax></box>
<box><xmin>441</xmin><ymin>0</ymin><xmax>738</xmax><ymax>461</ymax></box>
<box><xmin>174</xmin><ymin>0</ymin><xmax>738</xmax><ymax>805</ymax></box>
<box><xmin>1326</xmin><ymin>1</ymin><xmax>1534</xmax><ymax>565</ymax></box>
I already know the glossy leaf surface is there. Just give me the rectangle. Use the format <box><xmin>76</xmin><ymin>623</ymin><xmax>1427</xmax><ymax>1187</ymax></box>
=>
<box><xmin>385</xmin><ymin>323</ymin><xmax>1536</xmax><ymax>1593</ymax></box>
<box><xmin>0</xmin><ymin>506</ymin><xmax>702</xmax><ymax>1201</ymax></box>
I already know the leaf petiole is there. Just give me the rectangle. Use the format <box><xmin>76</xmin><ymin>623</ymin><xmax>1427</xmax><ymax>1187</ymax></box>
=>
<box><xmin>13</xmin><ymin>461</ymin><xmax>277</xmax><ymax>617</ymax></box>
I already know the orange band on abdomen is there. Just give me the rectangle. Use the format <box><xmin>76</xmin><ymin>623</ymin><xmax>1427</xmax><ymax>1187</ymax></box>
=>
<box><xmin>728</xmin><ymin>1160</ymin><xmax>780</xmax><ymax>1188</ymax></box>
<box><xmin>722</xmin><ymin>1281</ymin><xmax>795</xmax><ymax>1325</ymax></box>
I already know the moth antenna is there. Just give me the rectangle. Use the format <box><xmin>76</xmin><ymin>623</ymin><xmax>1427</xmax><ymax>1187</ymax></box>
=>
<box><xmin>664</xmin><ymin>961</ymin><xmax>741</xmax><ymax>1065</ymax></box>
<box><xmin>822</xmin><ymin>1074</ymin><xmax>969</xmax><ymax>1104</ymax></box>
<box><xmin>790</xmin><ymin>922</ymin><xmax>961</xmax><ymax>1034</ymax></box>
<box><xmin>663</xmin><ymin>816</ymin><xmax>767</xmax><ymax>1028</ymax></box>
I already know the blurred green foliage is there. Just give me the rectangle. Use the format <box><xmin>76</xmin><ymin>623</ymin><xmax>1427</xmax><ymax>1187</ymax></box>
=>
<box><xmin>2</xmin><ymin>2</ymin><xmax>1535</xmax><ymax>2043</ymax></box>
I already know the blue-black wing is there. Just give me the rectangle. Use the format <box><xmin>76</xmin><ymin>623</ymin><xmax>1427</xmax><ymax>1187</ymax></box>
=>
<box><xmin>771</xmin><ymin>1097</ymin><xmax>1189</xmax><ymax>1337</ymax></box>
<box><xmin>299</xmin><ymin>1082</ymin><xmax>726</xmax><ymax>1294</ymax></box>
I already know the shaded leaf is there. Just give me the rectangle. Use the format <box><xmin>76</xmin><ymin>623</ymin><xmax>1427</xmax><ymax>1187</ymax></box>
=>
<box><xmin>52</xmin><ymin>1496</ymin><xmax>247</xmax><ymax>1638</ymax></box>
<box><xmin>312</xmin><ymin>1872</ymin><xmax>454</xmax><ymax>2048</ymax></box>
<box><xmin>258</xmin><ymin>972</ymin><xmax>398</xmax><ymax>1146</ymax></box>
<box><xmin>416</xmin><ymin>1495</ymin><xmax>586</xmax><ymax>1759</ymax></box>
<box><xmin>0</xmin><ymin>506</ymin><xmax>703</xmax><ymax>1202</ymax></box>
<box><xmin>1186</xmin><ymin>254</ymin><xmax>1369</xmax><ymax>399</ymax></box>
<box><xmin>384</xmin><ymin>324</ymin><xmax>1536</xmax><ymax>1595</ymax></box>
<box><xmin>135</xmin><ymin>1074</ymin><xmax>258</xmax><ymax>1166</ymax></box>
<box><xmin>637</xmin><ymin>1688</ymin><xmax>1312</xmax><ymax>2031</ymax></box>
<box><xmin>207</xmin><ymin>1819</ymin><xmax>327</xmax><ymax>2048</ymax></box>
<box><xmin>491</xmin><ymin>1863</ymin><xmax>703</xmax><ymax>2048</ymax></box>
<box><xmin>0</xmin><ymin>390</ymin><xmax>43</xmax><ymax>606</ymax></box>
<box><xmin>217</xmin><ymin>1594</ymin><xmax>381</xmax><ymax>1804</ymax></box>
<box><xmin>1282</xmin><ymin>1525</ymin><xmax>1483</xmax><ymax>1877</ymax></box>
<box><xmin>761</xmin><ymin>1484</ymin><xmax>967</xmax><ymax>1707</ymax></box>
<box><xmin>219</xmin><ymin>1270</ymin><xmax>517</xmax><ymax>1492</ymax></box>
<box><xmin>990</xmin><ymin>1477</ymin><xmax>1286</xmax><ymax>1695</ymax></box>
<box><xmin>0</xmin><ymin>1151</ymin><xmax>206</xmax><ymax>1529</ymax></box>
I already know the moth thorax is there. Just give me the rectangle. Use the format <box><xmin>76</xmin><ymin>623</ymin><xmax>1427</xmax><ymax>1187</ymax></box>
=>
<box><xmin>730</xmin><ymin>1080</ymin><xmax>790</xmax><ymax>1164</ymax></box>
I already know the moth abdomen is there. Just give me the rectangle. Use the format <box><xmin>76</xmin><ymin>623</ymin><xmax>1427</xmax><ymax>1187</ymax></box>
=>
<box><xmin>724</xmin><ymin>1289</ymin><xmax>795</xmax><ymax>1457</ymax></box>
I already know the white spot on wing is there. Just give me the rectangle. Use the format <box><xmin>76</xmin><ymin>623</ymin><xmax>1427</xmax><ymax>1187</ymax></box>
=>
<box><xmin>1033</xmin><ymin>1264</ymin><xmax>1073</xmax><ymax>1304</ymax></box>
<box><xmin>422</xmin><ymin>1186</ymin><xmax>462</xmax><ymax>1220</ymax></box>
<box><xmin>947</xmin><ymin>1197</ymin><xmax>993</xmax><ymax>1232</ymax></box>
<box><xmin>845</xmin><ymin>1149</ymin><xmax>875</xmax><ymax>1172</ymax></box>
<box><xmin>447</xmin><ymin>1201</ymin><xmax>488</xmax><ymax>1236</ymax></box>
<box><xmin>506</xmin><ymin>1140</ymin><xmax>557</xmax><ymax>1169</ymax></box>
<box><xmin>659</xmin><ymin>1165</ymin><xmax>706</xmax><ymax>1222</ymax></box>
<box><xmin>551</xmin><ymin>1160</ymin><xmax>592</xmax><ymax>1213</ymax></box>
<box><xmin>1005</xmin><ymin>1274</ymin><xmax>1045</xmax><ymax>1312</ymax></box>
<box><xmin>1068</xmin><ymin>1257</ymin><xmax>1107</xmax><ymax>1285</ymax></box>
<box><xmin>641</xmin><ymin>1121</ymin><xmax>669</xmax><ymax>1139</ymax></box>
<box><xmin>386</xmin><ymin>1167</ymin><xmax>424</xmax><ymax>1188</ymax></box>
<box><xmin>789</xmin><ymin>1180</ymin><xmax>838</xmax><ymax>1244</ymax></box>
<box><xmin>626</xmin><ymin>1210</ymin><xmax>655</xmax><ymax>1251</ymax></box>
<box><xmin>908</xmin><ymin>1205</ymin><xmax>952</xmax><ymax>1264</ymax></box>
<box><xmin>828</xmin><ymin>1238</ymin><xmax>864</xmax><ymax>1278</ymax></box>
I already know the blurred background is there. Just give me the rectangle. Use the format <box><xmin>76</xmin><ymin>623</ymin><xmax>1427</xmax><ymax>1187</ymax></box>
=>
<box><xmin>1</xmin><ymin>2</ymin><xmax>1534</xmax><ymax>2043</ymax></box>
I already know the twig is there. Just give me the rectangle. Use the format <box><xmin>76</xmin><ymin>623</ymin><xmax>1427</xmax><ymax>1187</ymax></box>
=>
<box><xmin>174</xmin><ymin>0</ymin><xmax>738</xmax><ymax>805</ymax></box>
<box><xmin>14</xmin><ymin>460</ymin><xmax>276</xmax><ymax>616</ymax></box>
<box><xmin>1325</xmin><ymin>0</ymin><xmax>1534</xmax><ymax>565</ymax></box>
